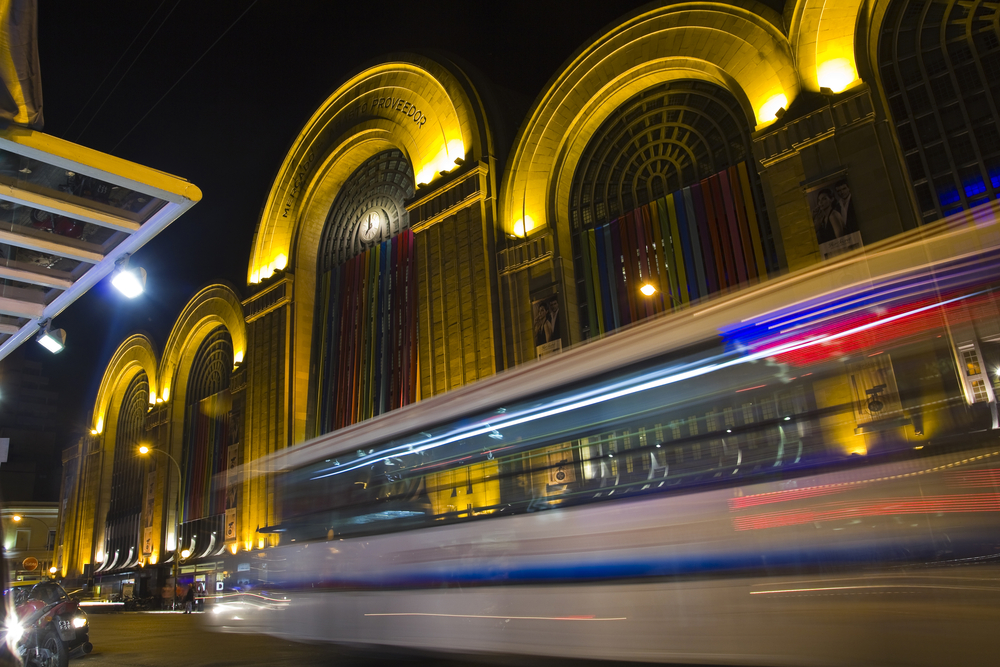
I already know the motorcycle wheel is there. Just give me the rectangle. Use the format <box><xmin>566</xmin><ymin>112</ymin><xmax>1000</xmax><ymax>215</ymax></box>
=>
<box><xmin>32</xmin><ymin>630</ymin><xmax>69</xmax><ymax>667</ymax></box>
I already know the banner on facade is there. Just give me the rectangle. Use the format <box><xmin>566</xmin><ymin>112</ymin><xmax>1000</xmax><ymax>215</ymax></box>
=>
<box><xmin>532</xmin><ymin>293</ymin><xmax>562</xmax><ymax>359</ymax></box>
<box><xmin>806</xmin><ymin>174</ymin><xmax>862</xmax><ymax>260</ymax></box>
<box><xmin>142</xmin><ymin>470</ymin><xmax>156</xmax><ymax>554</ymax></box>
<box><xmin>224</xmin><ymin>403</ymin><xmax>241</xmax><ymax>544</ymax></box>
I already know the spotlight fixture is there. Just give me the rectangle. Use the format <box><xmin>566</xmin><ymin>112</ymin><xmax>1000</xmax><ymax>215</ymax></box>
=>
<box><xmin>36</xmin><ymin>321</ymin><xmax>66</xmax><ymax>353</ymax></box>
<box><xmin>640</xmin><ymin>283</ymin><xmax>657</xmax><ymax>296</ymax></box>
<box><xmin>112</xmin><ymin>255</ymin><xmax>146</xmax><ymax>298</ymax></box>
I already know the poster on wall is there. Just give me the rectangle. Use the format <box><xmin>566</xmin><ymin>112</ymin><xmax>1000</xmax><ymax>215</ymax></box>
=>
<box><xmin>806</xmin><ymin>175</ymin><xmax>863</xmax><ymax>260</ymax></box>
<box><xmin>532</xmin><ymin>293</ymin><xmax>563</xmax><ymax>358</ymax></box>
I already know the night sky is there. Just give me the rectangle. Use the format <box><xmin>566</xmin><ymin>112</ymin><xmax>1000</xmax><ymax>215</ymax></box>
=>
<box><xmin>5</xmin><ymin>0</ymin><xmax>665</xmax><ymax>491</ymax></box>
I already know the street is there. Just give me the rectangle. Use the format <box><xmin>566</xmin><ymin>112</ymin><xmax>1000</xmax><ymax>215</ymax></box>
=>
<box><xmin>80</xmin><ymin>613</ymin><xmax>475</xmax><ymax>667</ymax></box>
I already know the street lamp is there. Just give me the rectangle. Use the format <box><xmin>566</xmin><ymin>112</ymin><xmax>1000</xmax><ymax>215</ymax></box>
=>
<box><xmin>112</xmin><ymin>255</ymin><xmax>146</xmax><ymax>298</ymax></box>
<box><xmin>138</xmin><ymin>445</ymin><xmax>183</xmax><ymax>610</ymax></box>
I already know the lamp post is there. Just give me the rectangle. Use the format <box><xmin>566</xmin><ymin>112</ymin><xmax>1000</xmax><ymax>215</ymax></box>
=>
<box><xmin>138</xmin><ymin>445</ymin><xmax>183</xmax><ymax>610</ymax></box>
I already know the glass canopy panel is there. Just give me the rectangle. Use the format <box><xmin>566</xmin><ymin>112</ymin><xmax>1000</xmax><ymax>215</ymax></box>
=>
<box><xmin>0</xmin><ymin>198</ymin><xmax>117</xmax><ymax>247</ymax></box>
<box><xmin>0</xmin><ymin>148</ymin><xmax>167</xmax><ymax>223</ymax></box>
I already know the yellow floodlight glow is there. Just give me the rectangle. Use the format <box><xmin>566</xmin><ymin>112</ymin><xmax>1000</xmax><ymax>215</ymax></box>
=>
<box><xmin>234</xmin><ymin>351</ymin><xmax>244</xmax><ymax>365</ymax></box>
<box><xmin>90</xmin><ymin>429</ymin><xmax>98</xmax><ymax>435</ymax></box>
<box><xmin>258</xmin><ymin>538</ymin><xmax>266</xmax><ymax>549</ymax></box>
<box><xmin>138</xmin><ymin>445</ymin><xmax>150</xmax><ymax>454</ymax></box>
<box><xmin>249</xmin><ymin>270</ymin><xmax>260</xmax><ymax>284</ymax></box>
<box><xmin>447</xmin><ymin>139</ymin><xmax>465</xmax><ymax>162</ymax></box>
<box><xmin>12</xmin><ymin>514</ymin><xmax>22</xmax><ymax>522</ymax></box>
<box><xmin>149</xmin><ymin>553</ymin><xmax>157</xmax><ymax>565</ymax></box>
<box><xmin>273</xmin><ymin>253</ymin><xmax>288</xmax><ymax>271</ymax></box>
<box><xmin>230</xmin><ymin>543</ymin><xmax>238</xmax><ymax>555</ymax></box>
<box><xmin>245</xmin><ymin>540</ymin><xmax>253</xmax><ymax>551</ymax></box>
<box><xmin>758</xmin><ymin>94</ymin><xmax>788</xmax><ymax>124</ymax></box>
<box><xmin>95</xmin><ymin>551</ymin><xmax>104</xmax><ymax>563</ymax></box>
<box><xmin>156</xmin><ymin>397</ymin><xmax>163</xmax><ymax>404</ymax></box>
<box><xmin>640</xmin><ymin>283</ymin><xmax>657</xmax><ymax>296</ymax></box>
<box><xmin>416</xmin><ymin>141</ymin><xmax>465</xmax><ymax>186</ymax></box>
<box><xmin>181</xmin><ymin>549</ymin><xmax>191</xmax><ymax>559</ymax></box>
<box><xmin>162</xmin><ymin>387</ymin><xmax>170</xmax><ymax>402</ymax></box>
<box><xmin>95</xmin><ymin>418</ymin><xmax>103</xmax><ymax>434</ymax></box>
<box><xmin>817</xmin><ymin>58</ymin><xmax>856</xmax><ymax>94</ymax></box>
<box><xmin>513</xmin><ymin>215</ymin><xmax>535</xmax><ymax>238</ymax></box>
<box><xmin>148</xmin><ymin>393</ymin><xmax>157</xmax><ymax>405</ymax></box>
<box><xmin>49</xmin><ymin>566</ymin><xmax>58</xmax><ymax>574</ymax></box>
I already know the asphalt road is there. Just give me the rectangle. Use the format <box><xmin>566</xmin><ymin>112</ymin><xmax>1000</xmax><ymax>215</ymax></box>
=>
<box><xmin>80</xmin><ymin>612</ymin><xmax>479</xmax><ymax>667</ymax></box>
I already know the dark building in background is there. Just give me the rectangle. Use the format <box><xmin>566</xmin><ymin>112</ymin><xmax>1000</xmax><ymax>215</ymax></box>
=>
<box><xmin>0</xmin><ymin>351</ymin><xmax>62</xmax><ymax>501</ymax></box>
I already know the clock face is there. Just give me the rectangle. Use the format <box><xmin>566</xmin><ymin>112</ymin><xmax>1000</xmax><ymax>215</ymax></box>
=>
<box><xmin>359</xmin><ymin>209</ymin><xmax>381</xmax><ymax>243</ymax></box>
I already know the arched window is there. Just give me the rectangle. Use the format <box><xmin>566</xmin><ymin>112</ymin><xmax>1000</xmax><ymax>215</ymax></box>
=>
<box><xmin>878</xmin><ymin>0</ymin><xmax>1000</xmax><ymax>220</ymax></box>
<box><xmin>104</xmin><ymin>372</ymin><xmax>148</xmax><ymax>566</ymax></box>
<box><xmin>315</xmin><ymin>149</ymin><xmax>418</xmax><ymax>433</ymax></box>
<box><xmin>182</xmin><ymin>326</ymin><xmax>232</xmax><ymax>525</ymax></box>
<box><xmin>569</xmin><ymin>80</ymin><xmax>773</xmax><ymax>338</ymax></box>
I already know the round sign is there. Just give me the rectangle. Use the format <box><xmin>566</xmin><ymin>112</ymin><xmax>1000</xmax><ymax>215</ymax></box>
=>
<box><xmin>22</xmin><ymin>557</ymin><xmax>38</xmax><ymax>571</ymax></box>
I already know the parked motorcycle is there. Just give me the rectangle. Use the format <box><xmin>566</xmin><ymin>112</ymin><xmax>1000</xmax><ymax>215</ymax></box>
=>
<box><xmin>2</xmin><ymin>581</ymin><xmax>92</xmax><ymax>666</ymax></box>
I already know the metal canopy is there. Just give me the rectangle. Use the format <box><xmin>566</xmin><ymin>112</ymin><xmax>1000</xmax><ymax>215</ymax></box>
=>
<box><xmin>0</xmin><ymin>126</ymin><xmax>202</xmax><ymax>360</ymax></box>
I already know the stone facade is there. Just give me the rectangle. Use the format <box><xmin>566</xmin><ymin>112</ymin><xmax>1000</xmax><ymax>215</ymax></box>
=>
<box><xmin>56</xmin><ymin>0</ymin><xmax>1000</xmax><ymax>595</ymax></box>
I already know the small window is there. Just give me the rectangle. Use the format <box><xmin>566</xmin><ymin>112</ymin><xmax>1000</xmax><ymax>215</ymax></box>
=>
<box><xmin>964</xmin><ymin>348</ymin><xmax>983</xmax><ymax>375</ymax></box>
<box><xmin>972</xmin><ymin>378</ymin><xmax>990</xmax><ymax>402</ymax></box>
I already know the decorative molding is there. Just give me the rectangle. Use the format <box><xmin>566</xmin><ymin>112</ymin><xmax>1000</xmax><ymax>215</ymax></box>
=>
<box><xmin>243</xmin><ymin>277</ymin><xmax>292</xmax><ymax>323</ymax></box>
<box><xmin>144</xmin><ymin>403</ymin><xmax>169</xmax><ymax>430</ymax></box>
<box><xmin>754</xmin><ymin>86</ymin><xmax>876</xmax><ymax>167</ymax></box>
<box><xmin>498</xmin><ymin>232</ymin><xmax>552</xmax><ymax>275</ymax></box>
<box><xmin>408</xmin><ymin>162</ymin><xmax>486</xmax><ymax>233</ymax></box>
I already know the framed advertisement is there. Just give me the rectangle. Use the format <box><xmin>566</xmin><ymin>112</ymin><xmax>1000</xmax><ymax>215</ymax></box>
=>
<box><xmin>805</xmin><ymin>174</ymin><xmax>862</xmax><ymax>260</ymax></box>
<box><xmin>531</xmin><ymin>291</ymin><xmax>563</xmax><ymax>359</ymax></box>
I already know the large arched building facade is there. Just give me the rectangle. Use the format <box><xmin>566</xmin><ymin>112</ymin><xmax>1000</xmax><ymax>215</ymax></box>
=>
<box><xmin>56</xmin><ymin>0</ymin><xmax>1000</xmax><ymax>593</ymax></box>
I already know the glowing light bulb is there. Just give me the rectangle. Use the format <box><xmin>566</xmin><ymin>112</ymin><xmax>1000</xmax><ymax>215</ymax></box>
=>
<box><xmin>640</xmin><ymin>283</ymin><xmax>656</xmax><ymax>296</ymax></box>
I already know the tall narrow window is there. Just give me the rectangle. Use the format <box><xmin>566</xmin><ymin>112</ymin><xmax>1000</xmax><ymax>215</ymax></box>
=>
<box><xmin>104</xmin><ymin>371</ymin><xmax>148</xmax><ymax>569</ymax></box>
<box><xmin>568</xmin><ymin>80</ymin><xmax>774</xmax><ymax>338</ymax></box>
<box><xmin>315</xmin><ymin>149</ymin><xmax>418</xmax><ymax>433</ymax></box>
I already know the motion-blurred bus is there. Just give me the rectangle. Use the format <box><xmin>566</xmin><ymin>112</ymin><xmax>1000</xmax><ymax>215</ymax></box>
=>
<box><xmin>214</xmin><ymin>204</ymin><xmax>1000</xmax><ymax>666</ymax></box>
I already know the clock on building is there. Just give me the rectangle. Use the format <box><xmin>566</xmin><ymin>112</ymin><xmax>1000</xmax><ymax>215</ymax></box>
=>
<box><xmin>359</xmin><ymin>209</ymin><xmax>382</xmax><ymax>243</ymax></box>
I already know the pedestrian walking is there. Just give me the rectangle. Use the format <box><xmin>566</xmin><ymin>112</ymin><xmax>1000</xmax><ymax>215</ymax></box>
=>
<box><xmin>183</xmin><ymin>583</ymin><xmax>195</xmax><ymax>614</ymax></box>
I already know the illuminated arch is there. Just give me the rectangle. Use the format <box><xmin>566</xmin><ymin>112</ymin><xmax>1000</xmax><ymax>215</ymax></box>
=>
<box><xmin>248</xmin><ymin>54</ymin><xmax>494</xmax><ymax>445</ymax></box>
<box><xmin>247</xmin><ymin>54</ymin><xmax>491</xmax><ymax>285</ymax></box>
<box><xmin>159</xmin><ymin>284</ymin><xmax>246</xmax><ymax>410</ymax></box>
<box><xmin>499</xmin><ymin>1</ymin><xmax>797</xmax><ymax>241</ymax></box>
<box><xmin>90</xmin><ymin>334</ymin><xmax>158</xmax><ymax>435</ymax></box>
<box><xmin>788</xmin><ymin>0</ymin><xmax>866</xmax><ymax>93</ymax></box>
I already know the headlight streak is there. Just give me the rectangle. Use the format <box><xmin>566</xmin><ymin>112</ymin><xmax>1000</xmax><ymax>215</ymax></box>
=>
<box><xmin>760</xmin><ymin>260</ymin><xmax>994</xmax><ymax>334</ymax></box>
<box><xmin>309</xmin><ymin>290</ymin><xmax>984</xmax><ymax>483</ymax></box>
<box><xmin>4</xmin><ymin>622</ymin><xmax>23</xmax><ymax>643</ymax></box>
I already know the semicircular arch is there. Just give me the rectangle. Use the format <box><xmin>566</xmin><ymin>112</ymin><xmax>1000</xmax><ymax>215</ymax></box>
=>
<box><xmin>499</xmin><ymin>1</ymin><xmax>797</xmax><ymax>241</ymax></box>
<box><xmin>248</xmin><ymin>54</ymin><xmax>491</xmax><ymax>285</ymax></box>
<box><xmin>159</xmin><ymin>284</ymin><xmax>246</xmax><ymax>411</ymax></box>
<box><xmin>789</xmin><ymin>0</ymin><xmax>867</xmax><ymax>93</ymax></box>
<box><xmin>91</xmin><ymin>334</ymin><xmax>158</xmax><ymax>435</ymax></box>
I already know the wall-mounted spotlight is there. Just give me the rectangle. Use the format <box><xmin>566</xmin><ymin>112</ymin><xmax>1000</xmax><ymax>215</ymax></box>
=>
<box><xmin>36</xmin><ymin>320</ymin><xmax>66</xmax><ymax>353</ymax></box>
<box><xmin>112</xmin><ymin>255</ymin><xmax>147</xmax><ymax>298</ymax></box>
